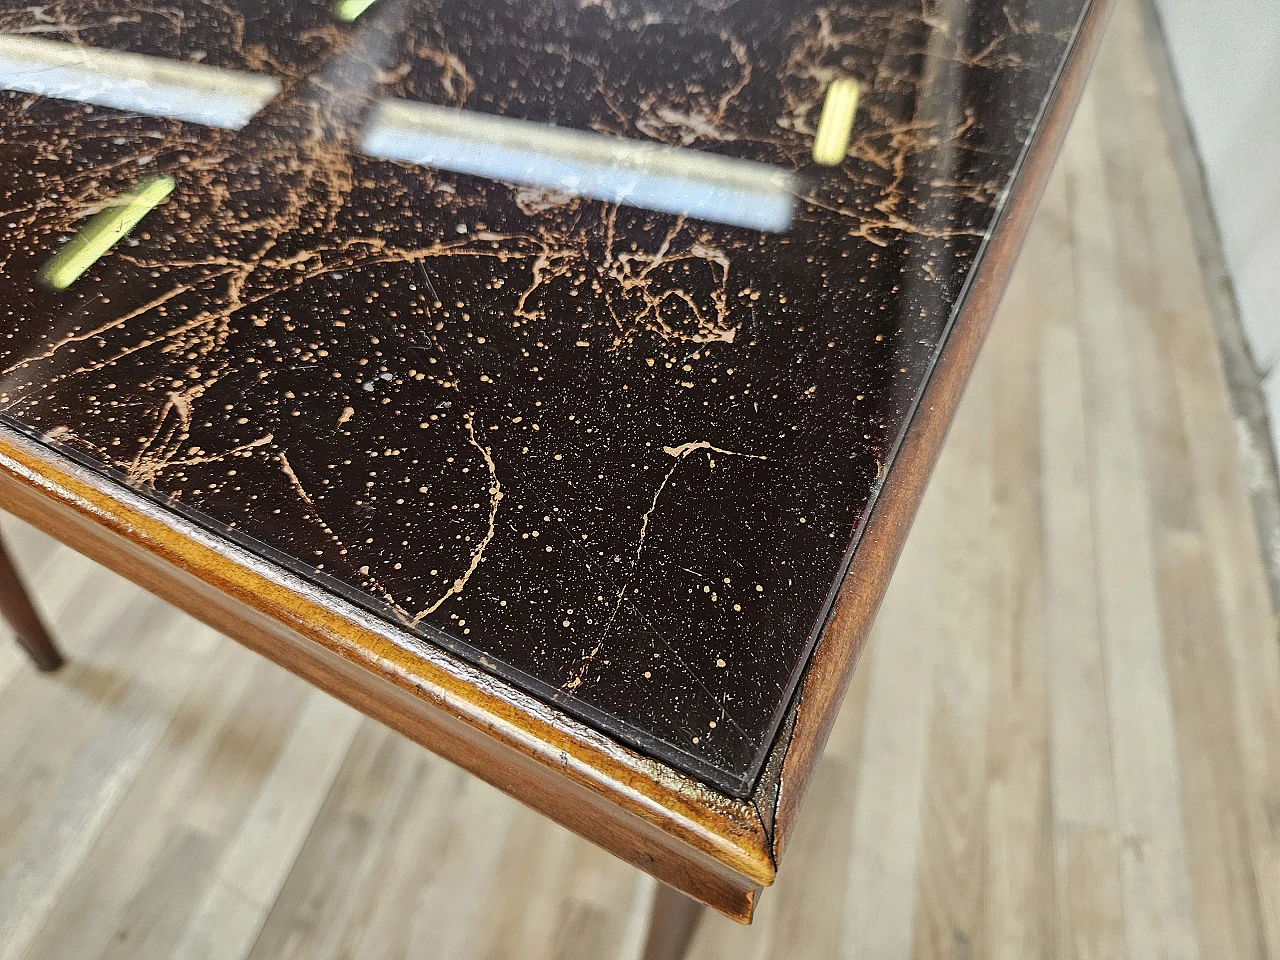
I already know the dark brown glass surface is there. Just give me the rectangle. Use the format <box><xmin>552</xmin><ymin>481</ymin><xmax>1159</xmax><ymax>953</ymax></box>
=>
<box><xmin>0</xmin><ymin>0</ymin><xmax>1090</xmax><ymax>794</ymax></box>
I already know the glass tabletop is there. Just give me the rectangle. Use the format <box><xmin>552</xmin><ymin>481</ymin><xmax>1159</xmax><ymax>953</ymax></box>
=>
<box><xmin>0</xmin><ymin>0</ymin><xmax>1089</xmax><ymax>795</ymax></box>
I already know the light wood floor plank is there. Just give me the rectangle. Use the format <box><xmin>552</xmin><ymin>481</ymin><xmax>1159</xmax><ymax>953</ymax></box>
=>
<box><xmin>374</xmin><ymin>772</ymin><xmax>522</xmax><ymax>960</ymax></box>
<box><xmin>243</xmin><ymin>722</ymin><xmax>426</xmax><ymax>960</ymax></box>
<box><xmin>0</xmin><ymin>603</ymin><xmax>218</xmax><ymax>960</ymax></box>
<box><xmin>54</xmin><ymin>650</ymin><xmax>314</xmax><ymax>960</ymax></box>
<box><xmin>170</xmin><ymin>689</ymin><xmax>362</xmax><ymax>960</ymax></box>
<box><xmin>1091</xmin><ymin>5</ymin><xmax>1274</xmax><ymax>955</ymax></box>
<box><xmin>1038</xmin><ymin>165</ymin><xmax>1128</xmax><ymax>960</ymax></box>
<box><xmin>474</xmin><ymin>810</ymin><xmax>580</xmax><ymax>960</ymax></box>
<box><xmin>1107</xmin><ymin>6</ymin><xmax>1280</xmax><ymax>954</ymax></box>
<box><xmin>18</xmin><ymin>637</ymin><xmax>269</xmax><ymax>960</ymax></box>
<box><xmin>984</xmin><ymin>159</ymin><xmax>1057</xmax><ymax>960</ymax></box>
<box><xmin>1065</xmin><ymin>84</ymin><xmax>1201</xmax><ymax>960</ymax></box>
<box><xmin>0</xmin><ymin>562</ymin><xmax>148</xmax><ymax>816</ymax></box>
<box><xmin>910</xmin><ymin>334</ymin><xmax>996</xmax><ymax>960</ymax></box>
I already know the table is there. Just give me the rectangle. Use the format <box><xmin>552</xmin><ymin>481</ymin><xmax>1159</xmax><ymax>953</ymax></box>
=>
<box><xmin>0</xmin><ymin>0</ymin><xmax>1111</xmax><ymax>949</ymax></box>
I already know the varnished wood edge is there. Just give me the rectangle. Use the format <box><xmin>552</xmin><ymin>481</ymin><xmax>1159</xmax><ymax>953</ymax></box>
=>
<box><xmin>763</xmin><ymin>0</ymin><xmax>1119</xmax><ymax>864</ymax></box>
<box><xmin>0</xmin><ymin>428</ymin><xmax>772</xmax><ymax>919</ymax></box>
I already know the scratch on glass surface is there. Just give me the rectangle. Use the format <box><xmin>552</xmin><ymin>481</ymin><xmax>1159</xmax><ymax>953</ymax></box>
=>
<box><xmin>562</xmin><ymin>440</ymin><xmax>764</xmax><ymax>706</ymax></box>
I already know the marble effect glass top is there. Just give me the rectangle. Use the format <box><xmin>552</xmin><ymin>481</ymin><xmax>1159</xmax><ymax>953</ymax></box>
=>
<box><xmin>0</xmin><ymin>0</ymin><xmax>1089</xmax><ymax>794</ymax></box>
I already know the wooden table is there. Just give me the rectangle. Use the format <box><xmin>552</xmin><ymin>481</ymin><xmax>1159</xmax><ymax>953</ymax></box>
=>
<box><xmin>0</xmin><ymin>0</ymin><xmax>1111</xmax><ymax>952</ymax></box>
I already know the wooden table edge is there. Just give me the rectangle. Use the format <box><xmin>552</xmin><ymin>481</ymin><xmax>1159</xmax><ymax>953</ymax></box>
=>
<box><xmin>763</xmin><ymin>0</ymin><xmax>1119</xmax><ymax>864</ymax></box>
<box><xmin>0</xmin><ymin>427</ymin><xmax>773</xmax><ymax>920</ymax></box>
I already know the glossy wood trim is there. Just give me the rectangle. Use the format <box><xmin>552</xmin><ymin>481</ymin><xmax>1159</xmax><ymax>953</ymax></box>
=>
<box><xmin>0</xmin><ymin>428</ymin><xmax>771</xmax><ymax>921</ymax></box>
<box><xmin>764</xmin><ymin>0</ymin><xmax>1119</xmax><ymax>861</ymax></box>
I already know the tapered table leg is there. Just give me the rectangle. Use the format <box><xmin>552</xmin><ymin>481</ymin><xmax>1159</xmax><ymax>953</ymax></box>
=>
<box><xmin>0</xmin><ymin>533</ymin><xmax>62</xmax><ymax>671</ymax></box>
<box><xmin>642</xmin><ymin>884</ymin><xmax>705</xmax><ymax>960</ymax></box>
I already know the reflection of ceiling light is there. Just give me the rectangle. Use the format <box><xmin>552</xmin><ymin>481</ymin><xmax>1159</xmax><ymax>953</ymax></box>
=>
<box><xmin>0</xmin><ymin>34</ymin><xmax>796</xmax><ymax>233</ymax></box>
<box><xmin>333</xmin><ymin>0</ymin><xmax>380</xmax><ymax>21</ymax></box>
<box><xmin>41</xmin><ymin>176</ymin><xmax>175</xmax><ymax>290</ymax></box>
<box><xmin>362</xmin><ymin>100</ymin><xmax>796</xmax><ymax>233</ymax></box>
<box><xmin>812</xmin><ymin>78</ymin><xmax>860</xmax><ymax>166</ymax></box>
<box><xmin>0</xmin><ymin>34</ymin><xmax>279</xmax><ymax>129</ymax></box>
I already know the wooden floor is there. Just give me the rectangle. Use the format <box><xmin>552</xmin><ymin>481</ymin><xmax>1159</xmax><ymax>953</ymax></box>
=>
<box><xmin>4</xmin><ymin>2</ymin><xmax>1279</xmax><ymax>957</ymax></box>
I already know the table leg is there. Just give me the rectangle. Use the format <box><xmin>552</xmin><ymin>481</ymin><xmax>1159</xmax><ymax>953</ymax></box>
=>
<box><xmin>0</xmin><ymin>532</ymin><xmax>62</xmax><ymax>671</ymax></box>
<box><xmin>641</xmin><ymin>883</ymin><xmax>705</xmax><ymax>960</ymax></box>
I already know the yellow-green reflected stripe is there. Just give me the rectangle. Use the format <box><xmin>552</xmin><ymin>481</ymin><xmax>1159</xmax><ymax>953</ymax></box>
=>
<box><xmin>333</xmin><ymin>0</ymin><xmax>378</xmax><ymax>21</ymax></box>
<box><xmin>41</xmin><ymin>176</ymin><xmax>175</xmax><ymax>290</ymax></box>
<box><xmin>812</xmin><ymin>78</ymin><xmax>860</xmax><ymax>166</ymax></box>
